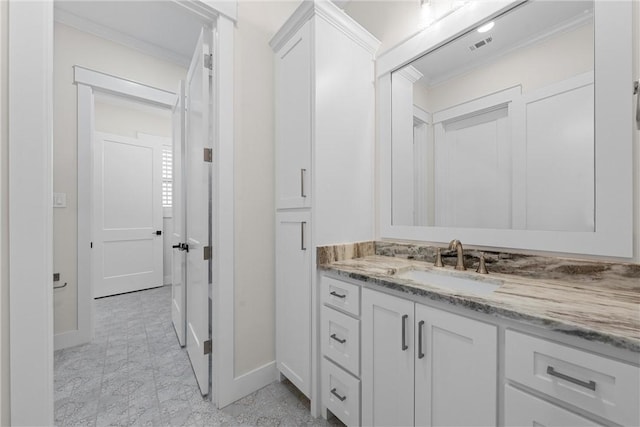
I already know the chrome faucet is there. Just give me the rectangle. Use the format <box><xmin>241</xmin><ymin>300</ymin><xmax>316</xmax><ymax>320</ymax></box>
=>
<box><xmin>448</xmin><ymin>239</ymin><xmax>466</xmax><ymax>270</ymax></box>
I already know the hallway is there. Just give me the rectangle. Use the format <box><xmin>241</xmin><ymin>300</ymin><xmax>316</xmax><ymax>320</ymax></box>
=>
<box><xmin>54</xmin><ymin>286</ymin><xmax>340</xmax><ymax>426</ymax></box>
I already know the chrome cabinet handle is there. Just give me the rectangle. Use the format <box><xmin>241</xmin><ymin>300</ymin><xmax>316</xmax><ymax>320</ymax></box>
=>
<box><xmin>418</xmin><ymin>320</ymin><xmax>425</xmax><ymax>359</ymax></box>
<box><xmin>300</xmin><ymin>168</ymin><xmax>307</xmax><ymax>198</ymax></box>
<box><xmin>330</xmin><ymin>333</ymin><xmax>346</xmax><ymax>344</ymax></box>
<box><xmin>329</xmin><ymin>291</ymin><xmax>346</xmax><ymax>299</ymax></box>
<box><xmin>401</xmin><ymin>314</ymin><xmax>409</xmax><ymax>351</ymax></box>
<box><xmin>635</xmin><ymin>81</ymin><xmax>639</xmax><ymax>130</ymax></box>
<box><xmin>330</xmin><ymin>388</ymin><xmax>346</xmax><ymax>402</ymax></box>
<box><xmin>300</xmin><ymin>222</ymin><xmax>306</xmax><ymax>251</ymax></box>
<box><xmin>547</xmin><ymin>366</ymin><xmax>596</xmax><ymax>391</ymax></box>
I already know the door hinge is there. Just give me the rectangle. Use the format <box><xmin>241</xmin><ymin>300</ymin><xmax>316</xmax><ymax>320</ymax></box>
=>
<box><xmin>204</xmin><ymin>54</ymin><xmax>213</xmax><ymax>71</ymax></box>
<box><xmin>204</xmin><ymin>148</ymin><xmax>213</xmax><ymax>163</ymax></box>
<box><xmin>204</xmin><ymin>339</ymin><xmax>212</xmax><ymax>355</ymax></box>
<box><xmin>203</xmin><ymin>246</ymin><xmax>212</xmax><ymax>260</ymax></box>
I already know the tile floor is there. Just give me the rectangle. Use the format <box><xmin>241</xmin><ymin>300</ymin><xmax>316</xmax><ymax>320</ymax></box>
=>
<box><xmin>54</xmin><ymin>285</ymin><xmax>343</xmax><ymax>426</ymax></box>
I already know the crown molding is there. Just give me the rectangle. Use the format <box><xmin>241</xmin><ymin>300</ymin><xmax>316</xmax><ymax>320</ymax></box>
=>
<box><xmin>396</xmin><ymin>65</ymin><xmax>423</xmax><ymax>83</ymax></box>
<box><xmin>270</xmin><ymin>0</ymin><xmax>380</xmax><ymax>55</ymax></box>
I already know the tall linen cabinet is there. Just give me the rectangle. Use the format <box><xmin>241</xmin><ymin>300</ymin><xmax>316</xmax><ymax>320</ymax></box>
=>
<box><xmin>270</xmin><ymin>0</ymin><xmax>380</xmax><ymax>415</ymax></box>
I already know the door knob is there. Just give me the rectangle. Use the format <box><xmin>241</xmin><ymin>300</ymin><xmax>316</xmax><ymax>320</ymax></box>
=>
<box><xmin>155</xmin><ymin>230</ymin><xmax>162</xmax><ymax>236</ymax></box>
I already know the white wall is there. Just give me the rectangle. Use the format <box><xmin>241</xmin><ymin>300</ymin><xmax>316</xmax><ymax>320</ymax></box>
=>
<box><xmin>344</xmin><ymin>0</ymin><xmax>429</xmax><ymax>54</ymax></box>
<box><xmin>419</xmin><ymin>22</ymin><xmax>593</xmax><ymax>113</ymax></box>
<box><xmin>0</xmin><ymin>0</ymin><xmax>9</xmax><ymax>424</ymax></box>
<box><xmin>233</xmin><ymin>0</ymin><xmax>300</xmax><ymax>377</ymax></box>
<box><xmin>53</xmin><ymin>23</ymin><xmax>186</xmax><ymax>335</ymax></box>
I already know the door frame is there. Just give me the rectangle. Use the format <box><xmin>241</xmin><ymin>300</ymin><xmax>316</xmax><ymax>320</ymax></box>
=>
<box><xmin>7</xmin><ymin>2</ymin><xmax>240</xmax><ymax>424</ymax></box>
<box><xmin>68</xmin><ymin>66</ymin><xmax>177</xmax><ymax>352</ymax></box>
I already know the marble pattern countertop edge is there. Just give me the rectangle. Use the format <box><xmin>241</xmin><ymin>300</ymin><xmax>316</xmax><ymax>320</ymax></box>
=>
<box><xmin>317</xmin><ymin>242</ymin><xmax>640</xmax><ymax>353</ymax></box>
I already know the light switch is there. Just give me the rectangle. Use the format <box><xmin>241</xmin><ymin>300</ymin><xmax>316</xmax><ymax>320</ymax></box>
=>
<box><xmin>53</xmin><ymin>192</ymin><xmax>67</xmax><ymax>208</ymax></box>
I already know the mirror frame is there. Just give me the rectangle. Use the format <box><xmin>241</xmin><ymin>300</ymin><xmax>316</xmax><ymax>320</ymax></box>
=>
<box><xmin>377</xmin><ymin>0</ymin><xmax>633</xmax><ymax>258</ymax></box>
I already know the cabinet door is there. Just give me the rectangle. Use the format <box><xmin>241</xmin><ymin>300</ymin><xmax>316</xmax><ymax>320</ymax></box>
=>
<box><xmin>362</xmin><ymin>288</ymin><xmax>415</xmax><ymax>427</ymax></box>
<box><xmin>415</xmin><ymin>304</ymin><xmax>497</xmax><ymax>427</ymax></box>
<box><xmin>275</xmin><ymin>21</ymin><xmax>311</xmax><ymax>209</ymax></box>
<box><xmin>276</xmin><ymin>211</ymin><xmax>311</xmax><ymax>396</ymax></box>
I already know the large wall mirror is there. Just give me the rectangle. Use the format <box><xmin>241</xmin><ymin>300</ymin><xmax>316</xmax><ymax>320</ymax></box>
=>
<box><xmin>378</xmin><ymin>0</ymin><xmax>633</xmax><ymax>257</ymax></box>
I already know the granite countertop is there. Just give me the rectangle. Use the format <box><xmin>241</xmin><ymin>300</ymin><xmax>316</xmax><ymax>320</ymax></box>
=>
<box><xmin>319</xmin><ymin>252</ymin><xmax>640</xmax><ymax>352</ymax></box>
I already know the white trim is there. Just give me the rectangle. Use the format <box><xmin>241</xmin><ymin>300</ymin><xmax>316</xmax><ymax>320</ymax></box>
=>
<box><xmin>73</xmin><ymin>74</ymin><xmax>176</xmax><ymax>352</ymax></box>
<box><xmin>8</xmin><ymin>1</ymin><xmax>55</xmax><ymax>424</ymax></box>
<box><xmin>74</xmin><ymin>84</ymin><xmax>95</xmax><ymax>352</ymax></box>
<box><xmin>269</xmin><ymin>0</ymin><xmax>380</xmax><ymax>55</ymax></box>
<box><xmin>55</xmin><ymin>8</ymin><xmax>192</xmax><ymax>67</ymax></box>
<box><xmin>396</xmin><ymin>65</ymin><xmax>423</xmax><ymax>84</ymax></box>
<box><xmin>212</xmin><ymin>14</ymin><xmax>237</xmax><ymax>409</ymax></box>
<box><xmin>413</xmin><ymin>105</ymin><xmax>430</xmax><ymax>125</ymax></box>
<box><xmin>432</xmin><ymin>85</ymin><xmax>520</xmax><ymax>124</ymax></box>
<box><xmin>53</xmin><ymin>330</ymin><xmax>89</xmax><ymax>351</ymax></box>
<box><xmin>377</xmin><ymin>1</ymin><xmax>634</xmax><ymax>259</ymax></box>
<box><xmin>177</xmin><ymin>0</ymin><xmax>237</xmax><ymax>23</ymax></box>
<box><xmin>74</xmin><ymin>66</ymin><xmax>177</xmax><ymax>108</ymax></box>
<box><xmin>221</xmin><ymin>362</ymin><xmax>278</xmax><ymax>406</ymax></box>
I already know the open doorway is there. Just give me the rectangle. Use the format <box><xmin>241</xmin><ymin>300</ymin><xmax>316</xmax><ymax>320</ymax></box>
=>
<box><xmin>52</xmin><ymin>0</ymin><xmax>214</xmax><ymax>411</ymax></box>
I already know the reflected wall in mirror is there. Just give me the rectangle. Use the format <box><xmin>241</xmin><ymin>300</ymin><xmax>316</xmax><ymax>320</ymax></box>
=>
<box><xmin>391</xmin><ymin>0</ymin><xmax>594</xmax><ymax>232</ymax></box>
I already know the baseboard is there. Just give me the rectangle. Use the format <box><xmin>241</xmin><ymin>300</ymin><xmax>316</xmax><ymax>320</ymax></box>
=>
<box><xmin>54</xmin><ymin>329</ymin><xmax>91</xmax><ymax>351</ymax></box>
<box><xmin>217</xmin><ymin>361</ymin><xmax>278</xmax><ymax>408</ymax></box>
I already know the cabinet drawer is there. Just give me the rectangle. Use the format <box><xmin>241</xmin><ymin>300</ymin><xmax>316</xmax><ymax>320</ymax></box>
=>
<box><xmin>505</xmin><ymin>385</ymin><xmax>602</xmax><ymax>427</ymax></box>
<box><xmin>322</xmin><ymin>358</ymin><xmax>360</xmax><ymax>427</ymax></box>
<box><xmin>321</xmin><ymin>306</ymin><xmax>360</xmax><ymax>376</ymax></box>
<box><xmin>322</xmin><ymin>276</ymin><xmax>360</xmax><ymax>317</ymax></box>
<box><xmin>505</xmin><ymin>330</ymin><xmax>639</xmax><ymax>426</ymax></box>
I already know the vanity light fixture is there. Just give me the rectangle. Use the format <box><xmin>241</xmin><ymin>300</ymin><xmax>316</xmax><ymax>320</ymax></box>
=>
<box><xmin>477</xmin><ymin>21</ymin><xmax>495</xmax><ymax>33</ymax></box>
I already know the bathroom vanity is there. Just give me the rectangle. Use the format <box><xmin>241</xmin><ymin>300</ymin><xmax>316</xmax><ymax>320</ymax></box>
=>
<box><xmin>318</xmin><ymin>242</ymin><xmax>640</xmax><ymax>427</ymax></box>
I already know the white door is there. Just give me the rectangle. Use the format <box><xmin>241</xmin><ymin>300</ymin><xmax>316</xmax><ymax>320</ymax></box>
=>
<box><xmin>414</xmin><ymin>304</ymin><xmax>497</xmax><ymax>427</ymax></box>
<box><xmin>93</xmin><ymin>132</ymin><xmax>163</xmax><ymax>298</ymax></box>
<box><xmin>185</xmin><ymin>29</ymin><xmax>212</xmax><ymax>396</ymax></box>
<box><xmin>361</xmin><ymin>288</ymin><xmax>415</xmax><ymax>427</ymax></box>
<box><xmin>171</xmin><ymin>81</ymin><xmax>187</xmax><ymax>346</ymax></box>
<box><xmin>275</xmin><ymin>211</ymin><xmax>311</xmax><ymax>397</ymax></box>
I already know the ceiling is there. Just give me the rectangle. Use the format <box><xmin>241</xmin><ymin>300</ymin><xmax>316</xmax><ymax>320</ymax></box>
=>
<box><xmin>408</xmin><ymin>0</ymin><xmax>594</xmax><ymax>86</ymax></box>
<box><xmin>54</xmin><ymin>1</ymin><xmax>207</xmax><ymax>67</ymax></box>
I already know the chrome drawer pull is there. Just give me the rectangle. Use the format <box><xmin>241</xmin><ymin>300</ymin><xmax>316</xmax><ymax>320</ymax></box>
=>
<box><xmin>301</xmin><ymin>168</ymin><xmax>307</xmax><ymax>198</ymax></box>
<box><xmin>547</xmin><ymin>366</ymin><xmax>596</xmax><ymax>391</ymax></box>
<box><xmin>330</xmin><ymin>388</ymin><xmax>347</xmax><ymax>401</ymax></box>
<box><xmin>330</xmin><ymin>333</ymin><xmax>346</xmax><ymax>344</ymax></box>
<box><xmin>401</xmin><ymin>314</ymin><xmax>409</xmax><ymax>351</ymax></box>
<box><xmin>329</xmin><ymin>291</ymin><xmax>346</xmax><ymax>299</ymax></box>
<box><xmin>418</xmin><ymin>320</ymin><xmax>425</xmax><ymax>359</ymax></box>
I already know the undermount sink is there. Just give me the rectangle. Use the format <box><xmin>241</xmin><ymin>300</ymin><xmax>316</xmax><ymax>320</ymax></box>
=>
<box><xmin>395</xmin><ymin>269</ymin><xmax>502</xmax><ymax>296</ymax></box>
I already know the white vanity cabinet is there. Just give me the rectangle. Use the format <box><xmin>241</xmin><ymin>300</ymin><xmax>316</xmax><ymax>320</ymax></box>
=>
<box><xmin>361</xmin><ymin>287</ymin><xmax>497</xmax><ymax>427</ymax></box>
<box><xmin>271</xmin><ymin>0</ymin><xmax>380</xmax><ymax>409</ymax></box>
<box><xmin>505</xmin><ymin>330</ymin><xmax>640</xmax><ymax>427</ymax></box>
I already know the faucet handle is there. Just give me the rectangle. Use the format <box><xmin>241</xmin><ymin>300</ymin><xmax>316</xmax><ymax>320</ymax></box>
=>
<box><xmin>476</xmin><ymin>252</ymin><xmax>488</xmax><ymax>274</ymax></box>
<box><xmin>434</xmin><ymin>248</ymin><xmax>444</xmax><ymax>267</ymax></box>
